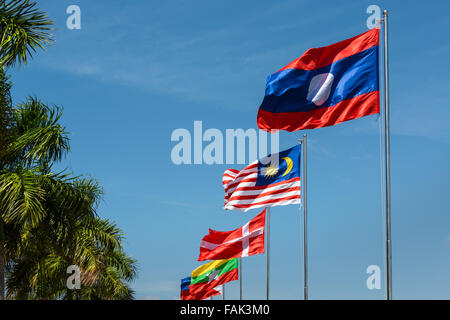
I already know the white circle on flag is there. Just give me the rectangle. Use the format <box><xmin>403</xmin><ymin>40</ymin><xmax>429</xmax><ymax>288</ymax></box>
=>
<box><xmin>306</xmin><ymin>73</ymin><xmax>334</xmax><ymax>106</ymax></box>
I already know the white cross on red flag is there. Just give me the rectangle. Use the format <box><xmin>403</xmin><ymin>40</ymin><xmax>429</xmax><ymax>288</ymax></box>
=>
<box><xmin>197</xmin><ymin>209</ymin><xmax>265</xmax><ymax>261</ymax></box>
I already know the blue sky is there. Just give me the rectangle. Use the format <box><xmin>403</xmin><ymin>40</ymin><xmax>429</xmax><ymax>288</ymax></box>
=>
<box><xmin>8</xmin><ymin>0</ymin><xmax>450</xmax><ymax>299</ymax></box>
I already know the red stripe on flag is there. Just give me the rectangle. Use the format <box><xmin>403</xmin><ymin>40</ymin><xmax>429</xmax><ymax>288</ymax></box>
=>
<box><xmin>228</xmin><ymin>185</ymin><xmax>300</xmax><ymax>201</ymax></box>
<box><xmin>227</xmin><ymin>195</ymin><xmax>301</xmax><ymax>209</ymax></box>
<box><xmin>189</xmin><ymin>269</ymin><xmax>239</xmax><ymax>296</ymax></box>
<box><xmin>226</xmin><ymin>177</ymin><xmax>300</xmax><ymax>195</ymax></box>
<box><xmin>278</xmin><ymin>28</ymin><xmax>379</xmax><ymax>72</ymax></box>
<box><xmin>257</xmin><ymin>90</ymin><xmax>380</xmax><ymax>132</ymax></box>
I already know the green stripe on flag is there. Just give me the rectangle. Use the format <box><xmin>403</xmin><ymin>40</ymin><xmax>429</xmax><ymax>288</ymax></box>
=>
<box><xmin>190</xmin><ymin>258</ymin><xmax>238</xmax><ymax>285</ymax></box>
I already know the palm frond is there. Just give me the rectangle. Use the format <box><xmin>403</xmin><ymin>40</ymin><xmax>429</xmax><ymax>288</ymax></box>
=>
<box><xmin>8</xmin><ymin>97</ymin><xmax>70</xmax><ymax>167</ymax></box>
<box><xmin>0</xmin><ymin>168</ymin><xmax>46</xmax><ymax>226</ymax></box>
<box><xmin>0</xmin><ymin>0</ymin><xmax>54</xmax><ymax>67</ymax></box>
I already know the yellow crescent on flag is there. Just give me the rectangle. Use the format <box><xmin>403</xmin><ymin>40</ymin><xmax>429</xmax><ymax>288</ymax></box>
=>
<box><xmin>281</xmin><ymin>157</ymin><xmax>293</xmax><ymax>177</ymax></box>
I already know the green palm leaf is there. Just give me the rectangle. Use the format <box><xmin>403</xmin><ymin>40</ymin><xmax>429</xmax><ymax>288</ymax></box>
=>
<box><xmin>0</xmin><ymin>0</ymin><xmax>54</xmax><ymax>68</ymax></box>
<box><xmin>0</xmin><ymin>169</ymin><xmax>45</xmax><ymax>226</ymax></box>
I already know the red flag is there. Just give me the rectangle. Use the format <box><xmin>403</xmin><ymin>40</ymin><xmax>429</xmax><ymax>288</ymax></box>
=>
<box><xmin>198</xmin><ymin>210</ymin><xmax>265</xmax><ymax>261</ymax></box>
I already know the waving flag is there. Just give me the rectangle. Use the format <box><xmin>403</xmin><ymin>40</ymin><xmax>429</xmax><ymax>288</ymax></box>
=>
<box><xmin>223</xmin><ymin>145</ymin><xmax>301</xmax><ymax>212</ymax></box>
<box><xmin>198</xmin><ymin>209</ymin><xmax>265</xmax><ymax>261</ymax></box>
<box><xmin>180</xmin><ymin>277</ymin><xmax>196</xmax><ymax>300</ymax></box>
<box><xmin>188</xmin><ymin>259</ymin><xmax>238</xmax><ymax>298</ymax></box>
<box><xmin>257</xmin><ymin>28</ymin><xmax>380</xmax><ymax>131</ymax></box>
<box><xmin>180</xmin><ymin>276</ymin><xmax>222</xmax><ymax>300</ymax></box>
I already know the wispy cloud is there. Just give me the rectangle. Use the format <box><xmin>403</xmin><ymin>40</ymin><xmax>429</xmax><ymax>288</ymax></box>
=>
<box><xmin>34</xmin><ymin>1</ymin><xmax>356</xmax><ymax>109</ymax></box>
<box><xmin>105</xmin><ymin>190</ymin><xmax>218</xmax><ymax>210</ymax></box>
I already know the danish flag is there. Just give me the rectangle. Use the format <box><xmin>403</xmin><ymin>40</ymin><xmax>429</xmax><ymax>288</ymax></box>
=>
<box><xmin>197</xmin><ymin>209</ymin><xmax>265</xmax><ymax>261</ymax></box>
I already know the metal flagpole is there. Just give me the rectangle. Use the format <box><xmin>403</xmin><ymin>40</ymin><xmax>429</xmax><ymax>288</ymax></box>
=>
<box><xmin>266</xmin><ymin>207</ymin><xmax>270</xmax><ymax>300</ymax></box>
<box><xmin>382</xmin><ymin>9</ymin><xmax>392</xmax><ymax>300</ymax></box>
<box><xmin>239</xmin><ymin>258</ymin><xmax>242</xmax><ymax>300</ymax></box>
<box><xmin>222</xmin><ymin>284</ymin><xmax>225</xmax><ymax>300</ymax></box>
<box><xmin>302</xmin><ymin>134</ymin><xmax>308</xmax><ymax>300</ymax></box>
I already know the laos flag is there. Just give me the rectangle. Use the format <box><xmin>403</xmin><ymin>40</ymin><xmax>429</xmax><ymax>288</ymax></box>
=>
<box><xmin>257</xmin><ymin>28</ymin><xmax>380</xmax><ymax>132</ymax></box>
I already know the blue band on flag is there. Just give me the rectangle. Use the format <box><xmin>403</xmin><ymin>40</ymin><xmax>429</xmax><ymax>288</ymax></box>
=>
<box><xmin>256</xmin><ymin>144</ymin><xmax>301</xmax><ymax>186</ymax></box>
<box><xmin>181</xmin><ymin>277</ymin><xmax>191</xmax><ymax>291</ymax></box>
<box><xmin>259</xmin><ymin>46</ymin><xmax>379</xmax><ymax>113</ymax></box>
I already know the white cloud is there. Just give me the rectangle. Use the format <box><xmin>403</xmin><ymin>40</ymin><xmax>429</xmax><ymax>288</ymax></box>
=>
<box><xmin>34</xmin><ymin>1</ymin><xmax>355</xmax><ymax>109</ymax></box>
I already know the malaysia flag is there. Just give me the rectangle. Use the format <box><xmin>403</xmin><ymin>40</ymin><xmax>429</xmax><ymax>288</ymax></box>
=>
<box><xmin>257</xmin><ymin>28</ymin><xmax>380</xmax><ymax>131</ymax></box>
<box><xmin>223</xmin><ymin>145</ymin><xmax>301</xmax><ymax>212</ymax></box>
<box><xmin>198</xmin><ymin>209</ymin><xmax>265</xmax><ymax>261</ymax></box>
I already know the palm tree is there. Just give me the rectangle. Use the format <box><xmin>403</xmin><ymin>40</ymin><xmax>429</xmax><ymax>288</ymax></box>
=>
<box><xmin>0</xmin><ymin>98</ymin><xmax>137</xmax><ymax>299</ymax></box>
<box><xmin>4</xmin><ymin>176</ymin><xmax>137</xmax><ymax>300</ymax></box>
<box><xmin>0</xmin><ymin>0</ymin><xmax>54</xmax><ymax>300</ymax></box>
<box><xmin>0</xmin><ymin>68</ymin><xmax>12</xmax><ymax>300</ymax></box>
<box><xmin>0</xmin><ymin>1</ymin><xmax>136</xmax><ymax>300</ymax></box>
<box><xmin>0</xmin><ymin>96</ymin><xmax>69</xmax><ymax>299</ymax></box>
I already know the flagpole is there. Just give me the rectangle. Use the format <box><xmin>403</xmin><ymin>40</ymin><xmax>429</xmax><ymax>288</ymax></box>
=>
<box><xmin>266</xmin><ymin>207</ymin><xmax>270</xmax><ymax>300</ymax></box>
<box><xmin>302</xmin><ymin>134</ymin><xmax>308</xmax><ymax>300</ymax></box>
<box><xmin>223</xmin><ymin>284</ymin><xmax>225</xmax><ymax>300</ymax></box>
<box><xmin>382</xmin><ymin>9</ymin><xmax>392</xmax><ymax>301</ymax></box>
<box><xmin>239</xmin><ymin>258</ymin><xmax>242</xmax><ymax>300</ymax></box>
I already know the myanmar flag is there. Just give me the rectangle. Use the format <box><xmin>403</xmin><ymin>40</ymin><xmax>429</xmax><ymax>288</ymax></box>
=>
<box><xmin>189</xmin><ymin>258</ymin><xmax>238</xmax><ymax>297</ymax></box>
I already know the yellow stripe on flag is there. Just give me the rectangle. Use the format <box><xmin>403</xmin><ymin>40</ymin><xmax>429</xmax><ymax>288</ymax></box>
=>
<box><xmin>191</xmin><ymin>259</ymin><xmax>232</xmax><ymax>278</ymax></box>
